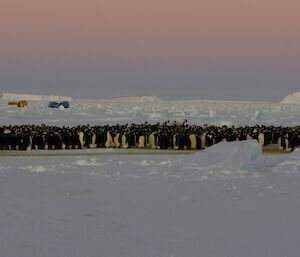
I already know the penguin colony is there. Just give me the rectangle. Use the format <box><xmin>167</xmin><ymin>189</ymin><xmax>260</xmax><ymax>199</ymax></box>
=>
<box><xmin>0</xmin><ymin>121</ymin><xmax>299</xmax><ymax>151</ymax></box>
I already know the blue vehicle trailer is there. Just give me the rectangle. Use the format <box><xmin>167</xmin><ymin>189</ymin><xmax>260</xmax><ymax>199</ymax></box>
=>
<box><xmin>48</xmin><ymin>101</ymin><xmax>70</xmax><ymax>109</ymax></box>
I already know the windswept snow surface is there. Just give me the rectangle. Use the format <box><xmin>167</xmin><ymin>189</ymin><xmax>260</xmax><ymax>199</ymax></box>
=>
<box><xmin>1</xmin><ymin>98</ymin><xmax>300</xmax><ymax>257</ymax></box>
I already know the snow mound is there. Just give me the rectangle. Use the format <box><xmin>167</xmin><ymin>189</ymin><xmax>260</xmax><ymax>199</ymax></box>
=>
<box><xmin>281</xmin><ymin>91</ymin><xmax>300</xmax><ymax>104</ymax></box>
<box><xmin>186</xmin><ymin>140</ymin><xmax>261</xmax><ymax>173</ymax></box>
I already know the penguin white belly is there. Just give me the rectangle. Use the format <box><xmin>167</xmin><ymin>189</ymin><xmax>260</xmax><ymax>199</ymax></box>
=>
<box><xmin>189</xmin><ymin>134</ymin><xmax>197</xmax><ymax>149</ymax></box>
<box><xmin>105</xmin><ymin>132</ymin><xmax>113</xmax><ymax>148</ymax></box>
<box><xmin>149</xmin><ymin>132</ymin><xmax>156</xmax><ymax>149</ymax></box>
<box><xmin>89</xmin><ymin>133</ymin><xmax>97</xmax><ymax>148</ymax></box>
<box><xmin>138</xmin><ymin>135</ymin><xmax>145</xmax><ymax>148</ymax></box>
<box><xmin>27</xmin><ymin>136</ymin><xmax>32</xmax><ymax>151</ymax></box>
<box><xmin>258</xmin><ymin>133</ymin><xmax>264</xmax><ymax>146</ymax></box>
<box><xmin>114</xmin><ymin>133</ymin><xmax>120</xmax><ymax>148</ymax></box>
<box><xmin>200</xmin><ymin>133</ymin><xmax>206</xmax><ymax>148</ymax></box>
<box><xmin>121</xmin><ymin>134</ymin><xmax>129</xmax><ymax>148</ymax></box>
<box><xmin>285</xmin><ymin>138</ymin><xmax>291</xmax><ymax>151</ymax></box>
<box><xmin>78</xmin><ymin>132</ymin><xmax>84</xmax><ymax>148</ymax></box>
<box><xmin>277</xmin><ymin>137</ymin><xmax>283</xmax><ymax>149</ymax></box>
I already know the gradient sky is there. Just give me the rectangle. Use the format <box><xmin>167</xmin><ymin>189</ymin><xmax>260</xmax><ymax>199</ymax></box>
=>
<box><xmin>0</xmin><ymin>0</ymin><xmax>299</xmax><ymax>100</ymax></box>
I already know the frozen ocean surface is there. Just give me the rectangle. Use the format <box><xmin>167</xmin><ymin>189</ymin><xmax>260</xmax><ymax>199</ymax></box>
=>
<box><xmin>0</xmin><ymin>96</ymin><xmax>300</xmax><ymax>257</ymax></box>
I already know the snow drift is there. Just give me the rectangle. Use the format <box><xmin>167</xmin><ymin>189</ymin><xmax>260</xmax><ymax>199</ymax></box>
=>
<box><xmin>272</xmin><ymin>148</ymin><xmax>300</xmax><ymax>174</ymax></box>
<box><xmin>185</xmin><ymin>140</ymin><xmax>262</xmax><ymax>173</ymax></box>
<box><xmin>281</xmin><ymin>91</ymin><xmax>300</xmax><ymax>104</ymax></box>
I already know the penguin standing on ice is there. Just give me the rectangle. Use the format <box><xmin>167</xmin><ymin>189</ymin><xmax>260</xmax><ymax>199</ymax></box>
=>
<box><xmin>17</xmin><ymin>130</ymin><xmax>31</xmax><ymax>150</ymax></box>
<box><xmin>3</xmin><ymin>128</ymin><xmax>12</xmax><ymax>150</ymax></box>
<box><xmin>283</xmin><ymin>131</ymin><xmax>292</xmax><ymax>152</ymax></box>
<box><xmin>205</xmin><ymin>132</ymin><xmax>214</xmax><ymax>147</ymax></box>
<box><xmin>290</xmin><ymin>129</ymin><xmax>300</xmax><ymax>150</ymax></box>
<box><xmin>32</xmin><ymin>132</ymin><xmax>45</xmax><ymax>149</ymax></box>
<box><xmin>105</xmin><ymin>131</ymin><xmax>115</xmax><ymax>148</ymax></box>
<box><xmin>113</xmin><ymin>132</ymin><xmax>121</xmax><ymax>148</ymax></box>
<box><xmin>200</xmin><ymin>131</ymin><xmax>207</xmax><ymax>149</ymax></box>
<box><xmin>126</xmin><ymin>130</ymin><xmax>136</xmax><ymax>148</ymax></box>
<box><xmin>90</xmin><ymin>131</ymin><xmax>97</xmax><ymax>148</ymax></box>
<box><xmin>78</xmin><ymin>130</ymin><xmax>85</xmax><ymax>149</ymax></box>
<box><xmin>0</xmin><ymin>129</ymin><xmax>4</xmax><ymax>150</ymax></box>
<box><xmin>138</xmin><ymin>134</ymin><xmax>145</xmax><ymax>148</ymax></box>
<box><xmin>189</xmin><ymin>132</ymin><xmax>197</xmax><ymax>150</ymax></box>
<box><xmin>258</xmin><ymin>130</ymin><xmax>265</xmax><ymax>146</ymax></box>
<box><xmin>95</xmin><ymin>127</ymin><xmax>107</xmax><ymax>148</ymax></box>
<box><xmin>121</xmin><ymin>131</ymin><xmax>129</xmax><ymax>148</ymax></box>
<box><xmin>148</xmin><ymin>131</ymin><xmax>157</xmax><ymax>149</ymax></box>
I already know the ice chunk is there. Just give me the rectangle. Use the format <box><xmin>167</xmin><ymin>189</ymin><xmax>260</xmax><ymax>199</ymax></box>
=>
<box><xmin>73</xmin><ymin>159</ymin><xmax>106</xmax><ymax>167</ymax></box>
<box><xmin>20</xmin><ymin>165</ymin><xmax>46</xmax><ymax>173</ymax></box>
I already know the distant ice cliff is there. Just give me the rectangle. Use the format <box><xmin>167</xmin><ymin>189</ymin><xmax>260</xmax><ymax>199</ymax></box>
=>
<box><xmin>2</xmin><ymin>93</ymin><xmax>73</xmax><ymax>101</ymax></box>
<box><xmin>1</xmin><ymin>93</ymin><xmax>162</xmax><ymax>103</ymax></box>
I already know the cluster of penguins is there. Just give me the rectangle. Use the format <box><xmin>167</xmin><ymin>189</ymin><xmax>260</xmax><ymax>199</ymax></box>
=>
<box><xmin>0</xmin><ymin>121</ymin><xmax>300</xmax><ymax>152</ymax></box>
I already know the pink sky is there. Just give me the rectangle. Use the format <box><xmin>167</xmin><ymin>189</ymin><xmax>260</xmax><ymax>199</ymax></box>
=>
<box><xmin>0</xmin><ymin>0</ymin><xmax>299</xmax><ymax>99</ymax></box>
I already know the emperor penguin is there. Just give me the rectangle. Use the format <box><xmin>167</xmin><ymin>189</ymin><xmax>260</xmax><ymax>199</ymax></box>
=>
<box><xmin>121</xmin><ymin>133</ymin><xmax>129</xmax><ymax>148</ymax></box>
<box><xmin>173</xmin><ymin>134</ymin><xmax>179</xmax><ymax>150</ymax></box>
<box><xmin>148</xmin><ymin>132</ymin><xmax>157</xmax><ymax>149</ymax></box>
<box><xmin>44</xmin><ymin>133</ymin><xmax>49</xmax><ymax>150</ymax></box>
<box><xmin>277</xmin><ymin>136</ymin><xmax>283</xmax><ymax>150</ymax></box>
<box><xmin>189</xmin><ymin>133</ymin><xmax>197</xmax><ymax>149</ymax></box>
<box><xmin>105</xmin><ymin>131</ymin><xmax>115</xmax><ymax>148</ymax></box>
<box><xmin>138</xmin><ymin>135</ymin><xmax>145</xmax><ymax>148</ymax></box>
<box><xmin>113</xmin><ymin>133</ymin><xmax>121</xmax><ymax>148</ymax></box>
<box><xmin>284</xmin><ymin>134</ymin><xmax>291</xmax><ymax>152</ymax></box>
<box><xmin>26</xmin><ymin>135</ymin><xmax>32</xmax><ymax>151</ymax></box>
<box><xmin>258</xmin><ymin>132</ymin><xmax>265</xmax><ymax>146</ymax></box>
<box><xmin>89</xmin><ymin>133</ymin><xmax>97</xmax><ymax>148</ymax></box>
<box><xmin>200</xmin><ymin>132</ymin><xmax>207</xmax><ymax>149</ymax></box>
<box><xmin>78</xmin><ymin>131</ymin><xmax>85</xmax><ymax>148</ymax></box>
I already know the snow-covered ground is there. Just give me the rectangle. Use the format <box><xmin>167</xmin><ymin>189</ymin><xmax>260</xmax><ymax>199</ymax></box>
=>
<box><xmin>1</xmin><ymin>97</ymin><xmax>300</xmax><ymax>126</ymax></box>
<box><xmin>0</xmin><ymin>95</ymin><xmax>300</xmax><ymax>257</ymax></box>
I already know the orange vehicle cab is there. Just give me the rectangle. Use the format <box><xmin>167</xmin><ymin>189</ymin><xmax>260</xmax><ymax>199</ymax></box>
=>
<box><xmin>18</xmin><ymin>101</ymin><xmax>28</xmax><ymax>107</ymax></box>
